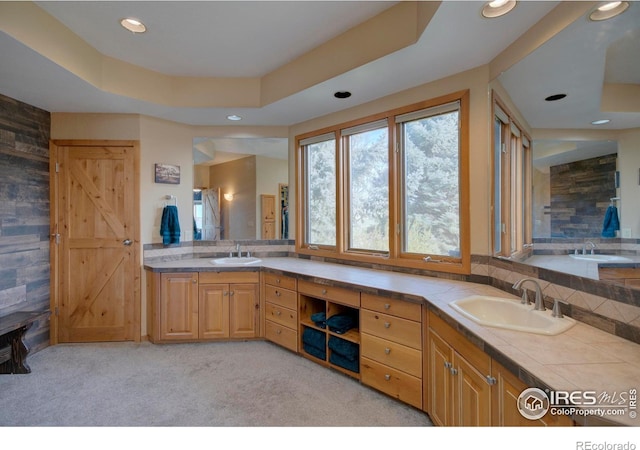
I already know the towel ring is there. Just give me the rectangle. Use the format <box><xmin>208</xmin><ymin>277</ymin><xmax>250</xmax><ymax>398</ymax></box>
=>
<box><xmin>165</xmin><ymin>195</ymin><xmax>177</xmax><ymax>206</ymax></box>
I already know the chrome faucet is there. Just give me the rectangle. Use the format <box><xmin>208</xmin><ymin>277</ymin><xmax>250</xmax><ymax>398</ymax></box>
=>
<box><xmin>512</xmin><ymin>278</ymin><xmax>546</xmax><ymax>311</ymax></box>
<box><xmin>236</xmin><ymin>243</ymin><xmax>242</xmax><ymax>258</ymax></box>
<box><xmin>583</xmin><ymin>241</ymin><xmax>596</xmax><ymax>255</ymax></box>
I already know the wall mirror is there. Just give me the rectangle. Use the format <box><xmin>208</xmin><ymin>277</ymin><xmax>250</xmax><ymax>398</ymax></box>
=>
<box><xmin>495</xmin><ymin>4</ymin><xmax>640</xmax><ymax>285</ymax></box>
<box><xmin>192</xmin><ymin>137</ymin><xmax>289</xmax><ymax>241</ymax></box>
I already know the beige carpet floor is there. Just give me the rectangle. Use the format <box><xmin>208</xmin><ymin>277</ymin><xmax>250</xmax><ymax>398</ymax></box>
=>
<box><xmin>0</xmin><ymin>340</ymin><xmax>433</xmax><ymax>427</ymax></box>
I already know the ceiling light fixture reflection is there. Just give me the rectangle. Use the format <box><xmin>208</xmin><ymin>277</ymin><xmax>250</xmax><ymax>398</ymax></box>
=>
<box><xmin>544</xmin><ymin>93</ymin><xmax>567</xmax><ymax>102</ymax></box>
<box><xmin>224</xmin><ymin>193</ymin><xmax>234</xmax><ymax>201</ymax></box>
<box><xmin>226</xmin><ymin>115</ymin><xmax>242</xmax><ymax>121</ymax></box>
<box><xmin>334</xmin><ymin>91</ymin><xmax>352</xmax><ymax>99</ymax></box>
<box><xmin>589</xmin><ymin>1</ymin><xmax>629</xmax><ymax>21</ymax></box>
<box><xmin>481</xmin><ymin>0</ymin><xmax>517</xmax><ymax>18</ymax></box>
<box><xmin>120</xmin><ymin>17</ymin><xmax>146</xmax><ymax>33</ymax></box>
<box><xmin>591</xmin><ymin>119</ymin><xmax>611</xmax><ymax>125</ymax></box>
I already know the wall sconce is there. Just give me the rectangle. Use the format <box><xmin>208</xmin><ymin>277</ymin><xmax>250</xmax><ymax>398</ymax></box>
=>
<box><xmin>224</xmin><ymin>193</ymin><xmax>234</xmax><ymax>202</ymax></box>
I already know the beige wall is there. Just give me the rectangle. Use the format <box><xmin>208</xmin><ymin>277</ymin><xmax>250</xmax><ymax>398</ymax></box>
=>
<box><xmin>210</xmin><ymin>156</ymin><xmax>257</xmax><ymax>240</ymax></box>
<box><xmin>256</xmin><ymin>156</ymin><xmax>289</xmax><ymax>238</ymax></box>
<box><xmin>288</xmin><ymin>65</ymin><xmax>493</xmax><ymax>255</ymax></box>
<box><xmin>618</xmin><ymin>128</ymin><xmax>640</xmax><ymax>236</ymax></box>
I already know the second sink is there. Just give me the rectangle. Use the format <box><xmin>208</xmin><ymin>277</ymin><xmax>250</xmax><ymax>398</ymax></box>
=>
<box><xmin>449</xmin><ymin>295</ymin><xmax>576</xmax><ymax>335</ymax></box>
<box><xmin>211</xmin><ymin>257</ymin><xmax>262</xmax><ymax>266</ymax></box>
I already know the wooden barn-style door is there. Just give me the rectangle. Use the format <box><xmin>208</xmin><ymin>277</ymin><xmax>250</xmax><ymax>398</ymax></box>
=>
<box><xmin>50</xmin><ymin>140</ymin><xmax>140</xmax><ymax>343</ymax></box>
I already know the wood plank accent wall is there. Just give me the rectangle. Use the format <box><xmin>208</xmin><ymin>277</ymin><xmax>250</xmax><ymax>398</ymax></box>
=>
<box><xmin>0</xmin><ymin>93</ymin><xmax>51</xmax><ymax>353</ymax></box>
<box><xmin>550</xmin><ymin>153</ymin><xmax>617</xmax><ymax>238</ymax></box>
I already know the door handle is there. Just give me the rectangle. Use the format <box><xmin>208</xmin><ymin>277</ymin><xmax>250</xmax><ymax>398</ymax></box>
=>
<box><xmin>123</xmin><ymin>239</ymin><xmax>132</xmax><ymax>246</ymax></box>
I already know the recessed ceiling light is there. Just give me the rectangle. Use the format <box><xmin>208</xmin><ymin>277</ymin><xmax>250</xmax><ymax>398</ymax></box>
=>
<box><xmin>334</xmin><ymin>91</ymin><xmax>352</xmax><ymax>99</ymax></box>
<box><xmin>226</xmin><ymin>115</ymin><xmax>242</xmax><ymax>121</ymax></box>
<box><xmin>120</xmin><ymin>17</ymin><xmax>146</xmax><ymax>33</ymax></box>
<box><xmin>589</xmin><ymin>1</ymin><xmax>629</xmax><ymax>21</ymax></box>
<box><xmin>481</xmin><ymin>0</ymin><xmax>517</xmax><ymax>18</ymax></box>
<box><xmin>545</xmin><ymin>93</ymin><xmax>567</xmax><ymax>102</ymax></box>
<box><xmin>591</xmin><ymin>119</ymin><xmax>611</xmax><ymax>125</ymax></box>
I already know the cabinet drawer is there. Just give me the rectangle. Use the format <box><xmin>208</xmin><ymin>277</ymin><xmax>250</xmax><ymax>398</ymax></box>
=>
<box><xmin>265</xmin><ymin>302</ymin><xmax>297</xmax><ymax>329</ymax></box>
<box><xmin>265</xmin><ymin>320</ymin><xmax>298</xmax><ymax>353</ymax></box>
<box><xmin>264</xmin><ymin>272</ymin><xmax>297</xmax><ymax>291</ymax></box>
<box><xmin>361</xmin><ymin>293</ymin><xmax>422</xmax><ymax>321</ymax></box>
<box><xmin>360</xmin><ymin>309</ymin><xmax>422</xmax><ymax>350</ymax></box>
<box><xmin>199</xmin><ymin>271</ymin><xmax>259</xmax><ymax>284</ymax></box>
<box><xmin>264</xmin><ymin>284</ymin><xmax>297</xmax><ymax>310</ymax></box>
<box><xmin>361</xmin><ymin>333</ymin><xmax>422</xmax><ymax>378</ymax></box>
<box><xmin>298</xmin><ymin>280</ymin><xmax>360</xmax><ymax>308</ymax></box>
<box><xmin>361</xmin><ymin>357</ymin><xmax>422</xmax><ymax>409</ymax></box>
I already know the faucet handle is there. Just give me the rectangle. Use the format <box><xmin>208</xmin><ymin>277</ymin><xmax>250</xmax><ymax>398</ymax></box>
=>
<box><xmin>552</xmin><ymin>299</ymin><xmax>568</xmax><ymax>318</ymax></box>
<box><xmin>520</xmin><ymin>290</ymin><xmax>529</xmax><ymax>305</ymax></box>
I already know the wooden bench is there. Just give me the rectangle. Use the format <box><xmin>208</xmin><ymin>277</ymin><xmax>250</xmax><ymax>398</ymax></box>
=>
<box><xmin>0</xmin><ymin>311</ymin><xmax>50</xmax><ymax>374</ymax></box>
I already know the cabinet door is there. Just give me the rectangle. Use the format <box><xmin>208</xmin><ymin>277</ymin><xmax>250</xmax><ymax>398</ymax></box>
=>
<box><xmin>199</xmin><ymin>284</ymin><xmax>230</xmax><ymax>339</ymax></box>
<box><xmin>160</xmin><ymin>273</ymin><xmax>198</xmax><ymax>340</ymax></box>
<box><xmin>491</xmin><ymin>360</ymin><xmax>574</xmax><ymax>426</ymax></box>
<box><xmin>453</xmin><ymin>353</ymin><xmax>492</xmax><ymax>426</ymax></box>
<box><xmin>428</xmin><ymin>329</ymin><xmax>454</xmax><ymax>426</ymax></box>
<box><xmin>229</xmin><ymin>283</ymin><xmax>259</xmax><ymax>338</ymax></box>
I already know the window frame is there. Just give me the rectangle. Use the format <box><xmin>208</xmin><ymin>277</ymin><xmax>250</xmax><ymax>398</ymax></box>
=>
<box><xmin>492</xmin><ymin>93</ymin><xmax>533</xmax><ymax>259</ymax></box>
<box><xmin>295</xmin><ymin>90</ymin><xmax>470</xmax><ymax>275</ymax></box>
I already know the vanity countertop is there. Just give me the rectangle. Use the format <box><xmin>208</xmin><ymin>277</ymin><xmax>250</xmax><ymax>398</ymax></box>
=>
<box><xmin>524</xmin><ymin>254</ymin><xmax>640</xmax><ymax>280</ymax></box>
<box><xmin>144</xmin><ymin>257</ymin><xmax>639</xmax><ymax>426</ymax></box>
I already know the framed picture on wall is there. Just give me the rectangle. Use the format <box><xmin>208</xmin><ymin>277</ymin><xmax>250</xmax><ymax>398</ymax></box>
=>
<box><xmin>154</xmin><ymin>163</ymin><xmax>180</xmax><ymax>184</ymax></box>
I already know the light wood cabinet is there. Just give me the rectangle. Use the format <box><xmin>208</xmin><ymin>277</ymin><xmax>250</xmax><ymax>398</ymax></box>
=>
<box><xmin>427</xmin><ymin>310</ymin><xmax>492</xmax><ymax>426</ymax></box>
<box><xmin>146</xmin><ymin>270</ymin><xmax>259</xmax><ymax>343</ymax></box>
<box><xmin>263</xmin><ymin>273</ymin><xmax>298</xmax><ymax>352</ymax></box>
<box><xmin>491</xmin><ymin>360</ymin><xmax>574</xmax><ymax>426</ymax></box>
<box><xmin>159</xmin><ymin>273</ymin><xmax>199</xmax><ymax>341</ymax></box>
<box><xmin>360</xmin><ymin>293</ymin><xmax>423</xmax><ymax>409</ymax></box>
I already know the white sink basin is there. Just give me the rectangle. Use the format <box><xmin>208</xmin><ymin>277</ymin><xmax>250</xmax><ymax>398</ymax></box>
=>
<box><xmin>569</xmin><ymin>254</ymin><xmax>632</xmax><ymax>262</ymax></box>
<box><xmin>449</xmin><ymin>295</ymin><xmax>576</xmax><ymax>335</ymax></box>
<box><xmin>211</xmin><ymin>257</ymin><xmax>262</xmax><ymax>266</ymax></box>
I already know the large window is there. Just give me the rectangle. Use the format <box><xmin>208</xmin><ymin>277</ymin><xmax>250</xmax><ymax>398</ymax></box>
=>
<box><xmin>493</xmin><ymin>96</ymin><xmax>532</xmax><ymax>258</ymax></box>
<box><xmin>344</xmin><ymin>120</ymin><xmax>389</xmax><ymax>253</ymax></box>
<box><xmin>297</xmin><ymin>91</ymin><xmax>469</xmax><ymax>273</ymax></box>
<box><xmin>398</xmin><ymin>103</ymin><xmax>460</xmax><ymax>258</ymax></box>
<box><xmin>301</xmin><ymin>133</ymin><xmax>337</xmax><ymax>248</ymax></box>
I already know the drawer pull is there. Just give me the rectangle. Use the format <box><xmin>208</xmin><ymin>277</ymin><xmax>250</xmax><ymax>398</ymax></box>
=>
<box><xmin>383</xmin><ymin>322</ymin><xmax>391</xmax><ymax>329</ymax></box>
<box><xmin>276</xmin><ymin>329</ymin><xmax>281</xmax><ymax>335</ymax></box>
<box><xmin>384</xmin><ymin>348</ymin><xmax>391</xmax><ymax>355</ymax></box>
<box><xmin>275</xmin><ymin>290</ymin><xmax>281</xmax><ymax>296</ymax></box>
<box><xmin>322</xmin><ymin>289</ymin><xmax>328</xmax><ymax>295</ymax></box>
<box><xmin>275</xmin><ymin>278</ymin><xmax>281</xmax><ymax>284</ymax></box>
<box><xmin>275</xmin><ymin>310</ymin><xmax>281</xmax><ymax>316</ymax></box>
<box><xmin>450</xmin><ymin>367</ymin><xmax>458</xmax><ymax>376</ymax></box>
<box><xmin>192</xmin><ymin>279</ymin><xmax>197</xmax><ymax>284</ymax></box>
<box><xmin>384</xmin><ymin>303</ymin><xmax>390</xmax><ymax>310</ymax></box>
<box><xmin>384</xmin><ymin>374</ymin><xmax>391</xmax><ymax>381</ymax></box>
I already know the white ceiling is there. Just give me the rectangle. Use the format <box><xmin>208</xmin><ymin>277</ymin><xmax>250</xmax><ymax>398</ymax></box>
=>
<box><xmin>1</xmin><ymin>1</ymin><xmax>639</xmax><ymax>163</ymax></box>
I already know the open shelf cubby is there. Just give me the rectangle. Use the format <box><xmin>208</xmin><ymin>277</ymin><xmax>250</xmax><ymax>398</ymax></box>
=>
<box><xmin>299</xmin><ymin>294</ymin><xmax>360</xmax><ymax>378</ymax></box>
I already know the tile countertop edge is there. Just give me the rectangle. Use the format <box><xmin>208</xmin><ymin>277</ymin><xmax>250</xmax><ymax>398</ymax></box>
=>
<box><xmin>143</xmin><ymin>257</ymin><xmax>639</xmax><ymax>426</ymax></box>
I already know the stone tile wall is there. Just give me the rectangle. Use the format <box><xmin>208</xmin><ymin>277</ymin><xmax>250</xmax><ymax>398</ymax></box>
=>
<box><xmin>0</xmin><ymin>93</ymin><xmax>51</xmax><ymax>353</ymax></box>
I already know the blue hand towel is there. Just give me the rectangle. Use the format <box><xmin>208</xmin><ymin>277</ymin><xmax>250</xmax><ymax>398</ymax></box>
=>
<box><xmin>160</xmin><ymin>205</ymin><xmax>181</xmax><ymax>245</ymax></box>
<box><xmin>328</xmin><ymin>336</ymin><xmax>359</xmax><ymax>362</ymax></box>
<box><xmin>326</xmin><ymin>314</ymin><xmax>356</xmax><ymax>334</ymax></box>
<box><xmin>330</xmin><ymin>351</ymin><xmax>359</xmax><ymax>373</ymax></box>
<box><xmin>601</xmin><ymin>205</ymin><xmax>620</xmax><ymax>238</ymax></box>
